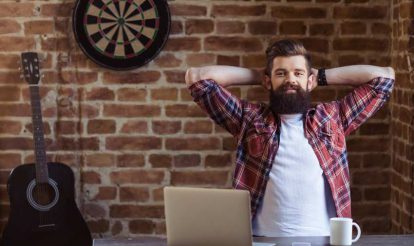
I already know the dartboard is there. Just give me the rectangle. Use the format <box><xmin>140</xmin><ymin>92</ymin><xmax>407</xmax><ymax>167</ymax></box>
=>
<box><xmin>72</xmin><ymin>0</ymin><xmax>171</xmax><ymax>70</ymax></box>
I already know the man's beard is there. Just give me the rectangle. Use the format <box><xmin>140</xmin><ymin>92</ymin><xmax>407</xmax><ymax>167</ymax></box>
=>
<box><xmin>269</xmin><ymin>83</ymin><xmax>311</xmax><ymax>115</ymax></box>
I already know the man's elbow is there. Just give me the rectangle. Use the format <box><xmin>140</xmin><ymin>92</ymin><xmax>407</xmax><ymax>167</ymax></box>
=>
<box><xmin>185</xmin><ymin>67</ymin><xmax>202</xmax><ymax>87</ymax></box>
<box><xmin>386</xmin><ymin>67</ymin><xmax>395</xmax><ymax>80</ymax></box>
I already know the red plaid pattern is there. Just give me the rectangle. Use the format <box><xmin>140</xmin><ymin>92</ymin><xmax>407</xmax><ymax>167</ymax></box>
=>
<box><xmin>189</xmin><ymin>77</ymin><xmax>394</xmax><ymax>219</ymax></box>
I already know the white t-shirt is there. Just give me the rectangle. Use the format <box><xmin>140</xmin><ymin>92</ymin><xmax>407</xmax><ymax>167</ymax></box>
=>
<box><xmin>252</xmin><ymin>113</ymin><xmax>337</xmax><ymax>237</ymax></box>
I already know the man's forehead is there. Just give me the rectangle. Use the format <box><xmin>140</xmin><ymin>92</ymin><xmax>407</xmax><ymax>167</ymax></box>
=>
<box><xmin>272</xmin><ymin>55</ymin><xmax>307</xmax><ymax>70</ymax></box>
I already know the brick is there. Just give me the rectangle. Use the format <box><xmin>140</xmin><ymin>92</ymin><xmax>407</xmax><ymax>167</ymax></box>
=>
<box><xmin>333</xmin><ymin>6</ymin><xmax>388</xmax><ymax>19</ymax></box>
<box><xmin>93</xmin><ymin>187</ymin><xmax>117</xmax><ymax>201</ymax></box>
<box><xmin>111</xmin><ymin>221</ymin><xmax>122</xmax><ymax>235</ymax></box>
<box><xmin>0</xmin><ymin>153</ymin><xmax>21</xmax><ymax>169</ymax></box>
<box><xmin>205</xmin><ymin>154</ymin><xmax>232</xmax><ymax>168</ymax></box>
<box><xmin>352</xmin><ymin>170</ymin><xmax>389</xmax><ymax>185</ymax></box>
<box><xmin>183</xmin><ymin>120</ymin><xmax>213</xmax><ymax>134</ymax></box>
<box><xmin>84</xmin><ymin>87</ymin><xmax>115</xmax><ymax>101</ymax></box>
<box><xmin>153</xmin><ymin>187</ymin><xmax>165</xmax><ymax>202</ymax></box>
<box><xmin>247</xmin><ymin>86</ymin><xmax>269</xmax><ymax>102</ymax></box>
<box><xmin>0</xmin><ymin>3</ymin><xmax>34</xmax><ymax>17</ymax></box>
<box><xmin>186</xmin><ymin>19</ymin><xmax>214</xmax><ymax>35</ymax></box>
<box><xmin>217</xmin><ymin>55</ymin><xmax>240</xmax><ymax>66</ymax></box>
<box><xmin>41</xmin><ymin>37</ymin><xmax>70</xmax><ymax>51</ymax></box>
<box><xmin>40</xmin><ymin>3</ymin><xmax>73</xmax><ymax>17</ymax></box>
<box><xmin>55</xmin><ymin>121</ymin><xmax>81</xmax><ymax>135</ymax></box>
<box><xmin>106</xmin><ymin>137</ymin><xmax>162</xmax><ymax>150</ymax></box>
<box><xmin>164</xmin><ymin>37</ymin><xmax>201</xmax><ymax>51</ymax></box>
<box><xmin>87</xmin><ymin>219</ymin><xmax>109</xmax><ymax>234</ymax></box>
<box><xmin>216</xmin><ymin>21</ymin><xmax>245</xmax><ymax>34</ymax></box>
<box><xmin>359</xmin><ymin>123</ymin><xmax>389</xmax><ymax>135</ymax></box>
<box><xmin>154</xmin><ymin>53</ymin><xmax>182</xmax><ymax>68</ymax></box>
<box><xmin>205</xmin><ymin>37</ymin><xmax>262</xmax><ymax>51</ymax></box>
<box><xmin>186</xmin><ymin>53</ymin><xmax>215</xmax><ymax>66</ymax></box>
<box><xmin>0</xmin><ymin>138</ymin><xmax>32</xmax><ymax>150</ymax></box>
<box><xmin>103</xmin><ymin>71</ymin><xmax>161</xmax><ymax>84</ymax></box>
<box><xmin>271</xmin><ymin>7</ymin><xmax>326</xmax><ymax>19</ymax></box>
<box><xmin>82</xmin><ymin>171</ymin><xmax>101</xmax><ymax>184</ymax></box>
<box><xmin>347</xmin><ymin>137</ymin><xmax>389</xmax><ymax>152</ymax></box>
<box><xmin>103</xmin><ymin>105</ymin><xmax>160</xmax><ymax>117</ymax></box>
<box><xmin>149</xmin><ymin>154</ymin><xmax>172</xmax><ymax>168</ymax></box>
<box><xmin>174</xmin><ymin>154</ymin><xmax>201</xmax><ymax>168</ymax></box>
<box><xmin>120</xmin><ymin>120</ymin><xmax>148</xmax><ymax>134</ymax></box>
<box><xmin>165</xmin><ymin>104</ymin><xmax>205</xmax><ymax>117</ymax></box>
<box><xmin>333</xmin><ymin>38</ymin><xmax>389</xmax><ymax>51</ymax></box>
<box><xmin>117</xmin><ymin>154</ymin><xmax>145</xmax><ymax>168</ymax></box>
<box><xmin>84</xmin><ymin>203</ymin><xmax>106</xmax><ymax>218</ymax></box>
<box><xmin>338</xmin><ymin>55</ymin><xmax>365</xmax><ymax>66</ymax></box>
<box><xmin>85</xmin><ymin>153</ymin><xmax>115</xmax><ymax>167</ymax></box>
<box><xmin>170</xmin><ymin>4</ymin><xmax>207</xmax><ymax>16</ymax></box>
<box><xmin>0</xmin><ymin>19</ymin><xmax>21</xmax><ymax>34</ymax></box>
<box><xmin>242</xmin><ymin>55</ymin><xmax>266</xmax><ymax>68</ymax></box>
<box><xmin>280</xmin><ymin>21</ymin><xmax>306</xmax><ymax>35</ymax></box>
<box><xmin>0</xmin><ymin>72</ymin><xmax>21</xmax><ymax>85</ymax></box>
<box><xmin>248</xmin><ymin>21</ymin><xmax>278</xmax><ymax>35</ymax></box>
<box><xmin>170</xmin><ymin>20</ymin><xmax>184</xmax><ymax>35</ymax></box>
<box><xmin>223</xmin><ymin>137</ymin><xmax>237</xmax><ymax>151</ymax></box>
<box><xmin>371</xmin><ymin>23</ymin><xmax>391</xmax><ymax>35</ymax></box>
<box><xmin>0</xmin><ymin>55</ymin><xmax>19</xmax><ymax>69</ymax></box>
<box><xmin>110</xmin><ymin>205</ymin><xmax>164</xmax><ymax>218</ymax></box>
<box><xmin>340</xmin><ymin>22</ymin><xmax>367</xmax><ymax>35</ymax></box>
<box><xmin>212</xmin><ymin>5</ymin><xmax>266</xmax><ymax>16</ymax></box>
<box><xmin>166</xmin><ymin>137</ymin><xmax>220</xmax><ymax>150</ymax></box>
<box><xmin>152</xmin><ymin>121</ymin><xmax>181</xmax><ymax>134</ymax></box>
<box><xmin>151</xmin><ymin>88</ymin><xmax>178</xmax><ymax>100</ymax></box>
<box><xmin>0</xmin><ymin>121</ymin><xmax>22</xmax><ymax>134</ymax></box>
<box><xmin>120</xmin><ymin>187</ymin><xmax>150</xmax><ymax>202</ymax></box>
<box><xmin>129</xmin><ymin>220</ymin><xmax>155</xmax><ymax>234</ymax></box>
<box><xmin>24</xmin><ymin>20</ymin><xmax>54</xmax><ymax>35</ymax></box>
<box><xmin>87</xmin><ymin>120</ymin><xmax>116</xmax><ymax>134</ymax></box>
<box><xmin>310</xmin><ymin>23</ymin><xmax>334</xmax><ymax>36</ymax></box>
<box><xmin>299</xmin><ymin>38</ymin><xmax>330</xmax><ymax>53</ymax></box>
<box><xmin>164</xmin><ymin>70</ymin><xmax>185</xmax><ymax>83</ymax></box>
<box><xmin>50</xmin><ymin>137</ymin><xmax>99</xmax><ymax>151</ymax></box>
<box><xmin>0</xmin><ymin>37</ymin><xmax>35</xmax><ymax>52</ymax></box>
<box><xmin>117</xmin><ymin>88</ymin><xmax>147</xmax><ymax>101</ymax></box>
<box><xmin>352</xmin><ymin>203</ymin><xmax>390</xmax><ymax>218</ymax></box>
<box><xmin>171</xmin><ymin>170</ymin><xmax>228</xmax><ymax>185</ymax></box>
<box><xmin>111</xmin><ymin>170</ymin><xmax>164</xmax><ymax>184</ymax></box>
<box><xmin>365</xmin><ymin>187</ymin><xmax>390</xmax><ymax>201</ymax></box>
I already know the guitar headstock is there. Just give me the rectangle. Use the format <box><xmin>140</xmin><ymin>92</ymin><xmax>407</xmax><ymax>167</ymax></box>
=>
<box><xmin>21</xmin><ymin>52</ymin><xmax>40</xmax><ymax>85</ymax></box>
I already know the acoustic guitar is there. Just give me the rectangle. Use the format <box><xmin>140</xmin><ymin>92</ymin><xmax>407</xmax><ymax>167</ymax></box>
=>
<box><xmin>1</xmin><ymin>52</ymin><xmax>92</xmax><ymax>246</ymax></box>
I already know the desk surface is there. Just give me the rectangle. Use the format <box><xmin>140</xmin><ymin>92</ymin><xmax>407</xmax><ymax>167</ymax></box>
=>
<box><xmin>93</xmin><ymin>234</ymin><xmax>414</xmax><ymax>246</ymax></box>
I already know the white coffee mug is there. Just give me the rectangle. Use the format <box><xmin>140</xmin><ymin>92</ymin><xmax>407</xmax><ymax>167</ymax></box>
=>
<box><xmin>330</xmin><ymin>217</ymin><xmax>361</xmax><ymax>245</ymax></box>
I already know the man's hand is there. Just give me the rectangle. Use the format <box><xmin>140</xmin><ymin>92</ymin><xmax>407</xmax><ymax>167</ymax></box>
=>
<box><xmin>309</xmin><ymin>68</ymin><xmax>318</xmax><ymax>91</ymax></box>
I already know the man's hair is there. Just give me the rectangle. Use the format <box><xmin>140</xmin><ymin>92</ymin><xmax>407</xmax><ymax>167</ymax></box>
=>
<box><xmin>264</xmin><ymin>39</ymin><xmax>312</xmax><ymax>77</ymax></box>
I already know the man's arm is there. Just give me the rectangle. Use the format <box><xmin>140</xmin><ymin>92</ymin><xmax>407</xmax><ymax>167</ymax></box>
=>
<box><xmin>324</xmin><ymin>65</ymin><xmax>395</xmax><ymax>85</ymax></box>
<box><xmin>185</xmin><ymin>65</ymin><xmax>261</xmax><ymax>88</ymax></box>
<box><xmin>320</xmin><ymin>65</ymin><xmax>395</xmax><ymax>136</ymax></box>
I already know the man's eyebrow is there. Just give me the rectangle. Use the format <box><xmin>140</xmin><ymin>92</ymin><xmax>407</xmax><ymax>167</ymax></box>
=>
<box><xmin>274</xmin><ymin>68</ymin><xmax>306</xmax><ymax>72</ymax></box>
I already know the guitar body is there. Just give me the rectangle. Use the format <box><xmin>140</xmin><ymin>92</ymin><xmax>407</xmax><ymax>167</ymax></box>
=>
<box><xmin>1</xmin><ymin>162</ymin><xmax>92</xmax><ymax>246</ymax></box>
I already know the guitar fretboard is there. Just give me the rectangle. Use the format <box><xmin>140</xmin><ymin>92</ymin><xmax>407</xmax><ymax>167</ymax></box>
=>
<box><xmin>29</xmin><ymin>85</ymin><xmax>49</xmax><ymax>183</ymax></box>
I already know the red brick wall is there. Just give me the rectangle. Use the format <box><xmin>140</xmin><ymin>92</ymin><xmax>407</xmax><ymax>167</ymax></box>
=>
<box><xmin>0</xmin><ymin>0</ymin><xmax>399</xmax><ymax>238</ymax></box>
<box><xmin>390</xmin><ymin>0</ymin><xmax>414</xmax><ymax>234</ymax></box>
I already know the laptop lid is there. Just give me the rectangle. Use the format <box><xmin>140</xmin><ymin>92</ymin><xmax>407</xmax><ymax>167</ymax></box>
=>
<box><xmin>164</xmin><ymin>186</ymin><xmax>253</xmax><ymax>246</ymax></box>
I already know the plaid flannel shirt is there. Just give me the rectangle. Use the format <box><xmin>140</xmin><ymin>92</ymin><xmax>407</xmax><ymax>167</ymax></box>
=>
<box><xmin>189</xmin><ymin>76</ymin><xmax>394</xmax><ymax>219</ymax></box>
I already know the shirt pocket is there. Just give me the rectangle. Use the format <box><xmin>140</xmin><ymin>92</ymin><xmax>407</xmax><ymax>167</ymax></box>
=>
<box><xmin>243</xmin><ymin>128</ymin><xmax>266</xmax><ymax>158</ymax></box>
<box><xmin>318</xmin><ymin>123</ymin><xmax>345</xmax><ymax>154</ymax></box>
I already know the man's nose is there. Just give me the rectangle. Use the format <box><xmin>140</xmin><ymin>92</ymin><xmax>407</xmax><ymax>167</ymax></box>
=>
<box><xmin>284</xmin><ymin>73</ymin><xmax>297</xmax><ymax>84</ymax></box>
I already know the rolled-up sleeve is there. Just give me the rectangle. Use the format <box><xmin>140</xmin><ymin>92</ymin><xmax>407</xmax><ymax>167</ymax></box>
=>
<box><xmin>189</xmin><ymin>79</ymin><xmax>246</xmax><ymax>137</ymax></box>
<box><xmin>336</xmin><ymin>77</ymin><xmax>395</xmax><ymax>136</ymax></box>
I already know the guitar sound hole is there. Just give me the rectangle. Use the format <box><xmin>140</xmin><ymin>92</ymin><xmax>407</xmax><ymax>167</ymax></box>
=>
<box><xmin>32</xmin><ymin>183</ymin><xmax>56</xmax><ymax>206</ymax></box>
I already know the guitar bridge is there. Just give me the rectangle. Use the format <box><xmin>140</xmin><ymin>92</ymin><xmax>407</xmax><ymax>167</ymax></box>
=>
<box><xmin>35</xmin><ymin>223</ymin><xmax>56</xmax><ymax>232</ymax></box>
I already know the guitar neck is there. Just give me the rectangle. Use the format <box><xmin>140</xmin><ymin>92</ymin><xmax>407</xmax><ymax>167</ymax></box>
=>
<box><xmin>29</xmin><ymin>85</ymin><xmax>49</xmax><ymax>183</ymax></box>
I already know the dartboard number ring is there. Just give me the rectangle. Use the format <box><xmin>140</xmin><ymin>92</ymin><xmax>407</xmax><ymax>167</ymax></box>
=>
<box><xmin>73</xmin><ymin>0</ymin><xmax>171</xmax><ymax>70</ymax></box>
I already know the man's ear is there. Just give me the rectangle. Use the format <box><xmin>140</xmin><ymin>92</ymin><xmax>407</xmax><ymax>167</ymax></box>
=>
<box><xmin>263</xmin><ymin>75</ymin><xmax>272</xmax><ymax>90</ymax></box>
<box><xmin>307</xmin><ymin>73</ymin><xmax>315</xmax><ymax>91</ymax></box>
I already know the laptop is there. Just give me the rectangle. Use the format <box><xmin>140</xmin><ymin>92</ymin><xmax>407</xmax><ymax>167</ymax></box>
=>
<box><xmin>164</xmin><ymin>186</ymin><xmax>276</xmax><ymax>246</ymax></box>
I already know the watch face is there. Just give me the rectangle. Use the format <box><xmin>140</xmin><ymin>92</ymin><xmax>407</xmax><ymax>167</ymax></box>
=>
<box><xmin>72</xmin><ymin>0</ymin><xmax>171</xmax><ymax>70</ymax></box>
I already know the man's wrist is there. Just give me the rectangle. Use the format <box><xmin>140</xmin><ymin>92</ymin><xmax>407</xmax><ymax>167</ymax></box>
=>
<box><xmin>317</xmin><ymin>68</ymin><xmax>328</xmax><ymax>86</ymax></box>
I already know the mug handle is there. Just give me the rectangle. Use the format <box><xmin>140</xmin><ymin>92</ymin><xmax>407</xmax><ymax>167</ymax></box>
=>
<box><xmin>352</xmin><ymin>222</ymin><xmax>361</xmax><ymax>243</ymax></box>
